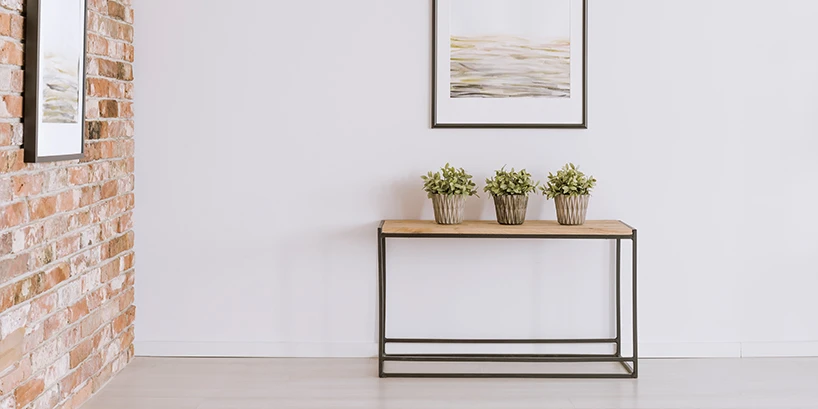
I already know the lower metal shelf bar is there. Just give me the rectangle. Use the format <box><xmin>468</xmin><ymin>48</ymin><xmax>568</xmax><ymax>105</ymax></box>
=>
<box><xmin>384</xmin><ymin>355</ymin><xmax>633</xmax><ymax>363</ymax></box>
<box><xmin>382</xmin><ymin>373</ymin><xmax>636</xmax><ymax>379</ymax></box>
<box><xmin>386</xmin><ymin>338</ymin><xmax>616</xmax><ymax>344</ymax></box>
<box><xmin>385</xmin><ymin>353</ymin><xmax>617</xmax><ymax>359</ymax></box>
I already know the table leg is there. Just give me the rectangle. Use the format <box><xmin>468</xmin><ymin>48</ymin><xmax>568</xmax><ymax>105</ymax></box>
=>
<box><xmin>378</xmin><ymin>230</ymin><xmax>386</xmax><ymax>377</ymax></box>
<box><xmin>632</xmin><ymin>229</ymin><xmax>638</xmax><ymax>378</ymax></box>
<box><xmin>615</xmin><ymin>239</ymin><xmax>621</xmax><ymax>357</ymax></box>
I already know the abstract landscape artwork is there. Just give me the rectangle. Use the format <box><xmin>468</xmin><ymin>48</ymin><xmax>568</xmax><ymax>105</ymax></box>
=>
<box><xmin>450</xmin><ymin>0</ymin><xmax>571</xmax><ymax>99</ymax></box>
<box><xmin>450</xmin><ymin>35</ymin><xmax>570</xmax><ymax>99</ymax></box>
<box><xmin>43</xmin><ymin>51</ymin><xmax>81</xmax><ymax>123</ymax></box>
<box><xmin>433</xmin><ymin>0</ymin><xmax>587</xmax><ymax>128</ymax></box>
<box><xmin>24</xmin><ymin>0</ymin><xmax>87</xmax><ymax>162</ymax></box>
<box><xmin>42</xmin><ymin>0</ymin><xmax>83</xmax><ymax>125</ymax></box>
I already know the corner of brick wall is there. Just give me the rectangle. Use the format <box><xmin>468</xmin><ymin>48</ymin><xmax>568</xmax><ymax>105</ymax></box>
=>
<box><xmin>0</xmin><ymin>1</ymin><xmax>135</xmax><ymax>409</ymax></box>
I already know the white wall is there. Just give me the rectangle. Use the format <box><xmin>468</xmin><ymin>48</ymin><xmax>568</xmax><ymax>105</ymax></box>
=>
<box><xmin>132</xmin><ymin>0</ymin><xmax>818</xmax><ymax>358</ymax></box>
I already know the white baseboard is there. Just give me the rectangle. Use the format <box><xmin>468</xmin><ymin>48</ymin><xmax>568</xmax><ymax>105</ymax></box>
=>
<box><xmin>135</xmin><ymin>341</ymin><xmax>818</xmax><ymax>359</ymax></box>
<box><xmin>135</xmin><ymin>341</ymin><xmax>377</xmax><ymax>358</ymax></box>
<box><xmin>639</xmin><ymin>342</ymin><xmax>742</xmax><ymax>358</ymax></box>
<box><xmin>637</xmin><ymin>342</ymin><xmax>818</xmax><ymax>358</ymax></box>
<box><xmin>740</xmin><ymin>341</ymin><xmax>818</xmax><ymax>358</ymax></box>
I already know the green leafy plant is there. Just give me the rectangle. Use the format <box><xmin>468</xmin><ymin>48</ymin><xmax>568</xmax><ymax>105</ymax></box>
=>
<box><xmin>421</xmin><ymin>164</ymin><xmax>478</xmax><ymax>198</ymax></box>
<box><xmin>483</xmin><ymin>167</ymin><xmax>538</xmax><ymax>197</ymax></box>
<box><xmin>542</xmin><ymin>163</ymin><xmax>597</xmax><ymax>199</ymax></box>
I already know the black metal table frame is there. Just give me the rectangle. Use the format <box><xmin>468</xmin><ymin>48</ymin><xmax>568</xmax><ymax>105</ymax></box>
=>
<box><xmin>377</xmin><ymin>221</ymin><xmax>638</xmax><ymax>379</ymax></box>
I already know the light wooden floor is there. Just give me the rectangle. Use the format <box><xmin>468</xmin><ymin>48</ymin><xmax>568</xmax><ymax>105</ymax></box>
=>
<box><xmin>82</xmin><ymin>357</ymin><xmax>818</xmax><ymax>409</ymax></box>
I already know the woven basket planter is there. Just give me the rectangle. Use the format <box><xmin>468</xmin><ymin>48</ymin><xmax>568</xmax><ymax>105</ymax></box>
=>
<box><xmin>431</xmin><ymin>194</ymin><xmax>466</xmax><ymax>225</ymax></box>
<box><xmin>493</xmin><ymin>195</ymin><xmax>528</xmax><ymax>225</ymax></box>
<box><xmin>554</xmin><ymin>195</ymin><xmax>590</xmax><ymax>226</ymax></box>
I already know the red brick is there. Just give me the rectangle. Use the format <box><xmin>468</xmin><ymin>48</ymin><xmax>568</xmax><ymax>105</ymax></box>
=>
<box><xmin>87</xmin><ymin>78</ymin><xmax>111</xmax><ymax>98</ymax></box>
<box><xmin>88</xmin><ymin>0</ymin><xmax>108</xmax><ymax>12</ymax></box>
<box><xmin>119</xmin><ymin>63</ymin><xmax>134</xmax><ymax>81</ymax></box>
<box><xmin>15</xmin><ymin>273</ymin><xmax>43</xmax><ymax>304</ymax></box>
<box><xmin>15</xmin><ymin>378</ymin><xmax>44</xmax><ymax>408</ymax></box>
<box><xmin>44</xmin><ymin>311</ymin><xmax>69</xmax><ymax>339</ymax></box>
<box><xmin>28</xmin><ymin>245</ymin><xmax>55</xmax><ymax>271</ymax></box>
<box><xmin>0</xmin><ymin>150</ymin><xmax>23</xmax><ymax>173</ymax></box>
<box><xmin>0</xmin><ymin>201</ymin><xmax>26</xmax><ymax>229</ymax></box>
<box><xmin>0</xmin><ymin>39</ymin><xmax>22</xmax><ymax>66</ymax></box>
<box><xmin>0</xmin><ymin>123</ymin><xmax>12</xmax><ymax>146</ymax></box>
<box><xmin>80</xmin><ymin>310</ymin><xmax>104</xmax><ymax>339</ymax></box>
<box><xmin>10</xmin><ymin>69</ymin><xmax>22</xmax><ymax>92</ymax></box>
<box><xmin>99</xmin><ymin>100</ymin><xmax>119</xmax><ymax>118</ymax></box>
<box><xmin>0</xmin><ymin>284</ymin><xmax>14</xmax><ymax>311</ymax></box>
<box><xmin>12</xmin><ymin>174</ymin><xmax>44</xmax><ymax>197</ymax></box>
<box><xmin>97</xmin><ymin>59</ymin><xmax>119</xmax><ymax>79</ymax></box>
<box><xmin>87</xmin><ymin>34</ymin><xmax>108</xmax><ymax>56</ymax></box>
<box><xmin>57</xmin><ymin>190</ymin><xmax>76</xmax><ymax>212</ymax></box>
<box><xmin>116</xmin><ymin>212</ymin><xmax>132</xmax><ymax>233</ymax></box>
<box><xmin>123</xmin><ymin>44</ymin><xmax>134</xmax><ymax>62</ymax></box>
<box><xmin>43</xmin><ymin>215</ymin><xmax>69</xmax><ymax>241</ymax></box>
<box><xmin>107</xmin><ymin>1</ymin><xmax>126</xmax><ymax>21</ymax></box>
<box><xmin>28</xmin><ymin>195</ymin><xmax>58</xmax><ymax>220</ymax></box>
<box><xmin>79</xmin><ymin>186</ymin><xmax>99</xmax><ymax>207</ymax></box>
<box><xmin>59</xmin><ymin>371</ymin><xmax>81</xmax><ymax>398</ymax></box>
<box><xmin>119</xmin><ymin>102</ymin><xmax>134</xmax><ymax>118</ymax></box>
<box><xmin>105</xmin><ymin>232</ymin><xmax>133</xmax><ymax>259</ymax></box>
<box><xmin>119</xmin><ymin>287</ymin><xmax>134</xmax><ymax>310</ymax></box>
<box><xmin>69</xmin><ymin>166</ymin><xmax>91</xmax><ymax>185</ymax></box>
<box><xmin>100</xmin><ymin>259</ymin><xmax>119</xmax><ymax>282</ymax></box>
<box><xmin>70</xmin><ymin>339</ymin><xmax>93</xmax><ymax>369</ymax></box>
<box><xmin>0</xmin><ymin>0</ymin><xmax>22</xmax><ymax>13</ymax></box>
<box><xmin>0</xmin><ymin>13</ymin><xmax>11</xmax><ymax>36</ymax></box>
<box><xmin>124</xmin><ymin>83</ymin><xmax>134</xmax><ymax>99</ymax></box>
<box><xmin>0</xmin><ymin>178</ymin><xmax>10</xmax><ymax>202</ymax></box>
<box><xmin>0</xmin><ymin>254</ymin><xmax>28</xmax><ymax>286</ymax></box>
<box><xmin>56</xmin><ymin>235</ymin><xmax>81</xmax><ymax>259</ymax></box>
<box><xmin>120</xmin><ymin>326</ymin><xmax>134</xmax><ymax>349</ymax></box>
<box><xmin>0</xmin><ymin>327</ymin><xmax>23</xmax><ymax>373</ymax></box>
<box><xmin>9</xmin><ymin>14</ymin><xmax>22</xmax><ymax>39</ymax></box>
<box><xmin>101</xmin><ymin>180</ymin><xmax>118</xmax><ymax>199</ymax></box>
<box><xmin>0</xmin><ymin>231</ymin><xmax>10</xmax><ymax>254</ymax></box>
<box><xmin>122</xmin><ymin>253</ymin><xmax>134</xmax><ymax>270</ymax></box>
<box><xmin>71</xmin><ymin>381</ymin><xmax>94</xmax><ymax>408</ymax></box>
<box><xmin>113</xmin><ymin>305</ymin><xmax>135</xmax><ymax>334</ymax></box>
<box><xmin>69</xmin><ymin>298</ymin><xmax>90</xmax><ymax>324</ymax></box>
<box><xmin>27</xmin><ymin>292</ymin><xmax>56</xmax><ymax>323</ymax></box>
<box><xmin>0</xmin><ymin>358</ymin><xmax>31</xmax><ymax>395</ymax></box>
<box><xmin>43</xmin><ymin>263</ymin><xmax>71</xmax><ymax>292</ymax></box>
<box><xmin>21</xmin><ymin>325</ymin><xmax>44</xmax><ymax>355</ymax></box>
<box><xmin>1</xmin><ymin>94</ymin><xmax>21</xmax><ymax>117</ymax></box>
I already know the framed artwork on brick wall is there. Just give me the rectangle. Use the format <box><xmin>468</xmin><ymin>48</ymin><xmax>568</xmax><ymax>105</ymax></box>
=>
<box><xmin>23</xmin><ymin>0</ymin><xmax>88</xmax><ymax>162</ymax></box>
<box><xmin>432</xmin><ymin>0</ymin><xmax>587</xmax><ymax>128</ymax></box>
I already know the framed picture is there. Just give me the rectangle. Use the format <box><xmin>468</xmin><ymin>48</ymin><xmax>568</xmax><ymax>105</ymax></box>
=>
<box><xmin>24</xmin><ymin>0</ymin><xmax>88</xmax><ymax>162</ymax></box>
<box><xmin>433</xmin><ymin>0</ymin><xmax>587</xmax><ymax>128</ymax></box>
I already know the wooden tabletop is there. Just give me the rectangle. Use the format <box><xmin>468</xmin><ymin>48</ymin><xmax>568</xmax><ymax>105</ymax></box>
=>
<box><xmin>380</xmin><ymin>220</ymin><xmax>634</xmax><ymax>237</ymax></box>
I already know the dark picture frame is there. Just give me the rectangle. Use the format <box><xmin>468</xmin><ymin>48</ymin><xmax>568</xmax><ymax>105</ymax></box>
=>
<box><xmin>23</xmin><ymin>0</ymin><xmax>88</xmax><ymax>163</ymax></box>
<box><xmin>432</xmin><ymin>0</ymin><xmax>588</xmax><ymax>129</ymax></box>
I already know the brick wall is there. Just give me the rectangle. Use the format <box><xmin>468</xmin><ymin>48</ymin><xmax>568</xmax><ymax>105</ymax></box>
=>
<box><xmin>0</xmin><ymin>1</ymin><xmax>135</xmax><ymax>409</ymax></box>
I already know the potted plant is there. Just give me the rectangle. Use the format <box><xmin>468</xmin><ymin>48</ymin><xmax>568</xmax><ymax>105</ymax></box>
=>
<box><xmin>421</xmin><ymin>164</ymin><xmax>478</xmax><ymax>225</ymax></box>
<box><xmin>484</xmin><ymin>167</ymin><xmax>538</xmax><ymax>225</ymax></box>
<box><xmin>542</xmin><ymin>163</ymin><xmax>597</xmax><ymax>226</ymax></box>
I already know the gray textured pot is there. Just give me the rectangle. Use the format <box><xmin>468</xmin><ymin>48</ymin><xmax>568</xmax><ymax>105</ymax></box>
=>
<box><xmin>493</xmin><ymin>195</ymin><xmax>528</xmax><ymax>225</ymax></box>
<box><xmin>555</xmin><ymin>195</ymin><xmax>590</xmax><ymax>225</ymax></box>
<box><xmin>431</xmin><ymin>194</ymin><xmax>466</xmax><ymax>225</ymax></box>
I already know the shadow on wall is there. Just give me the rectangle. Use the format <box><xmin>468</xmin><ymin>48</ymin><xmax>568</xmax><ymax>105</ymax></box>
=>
<box><xmin>384</xmin><ymin>176</ymin><xmax>426</xmax><ymax>220</ymax></box>
<box><xmin>381</xmin><ymin>176</ymin><xmax>488</xmax><ymax>221</ymax></box>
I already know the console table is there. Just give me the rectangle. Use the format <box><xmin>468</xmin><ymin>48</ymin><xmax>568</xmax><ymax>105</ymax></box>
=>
<box><xmin>377</xmin><ymin>220</ymin><xmax>638</xmax><ymax>379</ymax></box>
